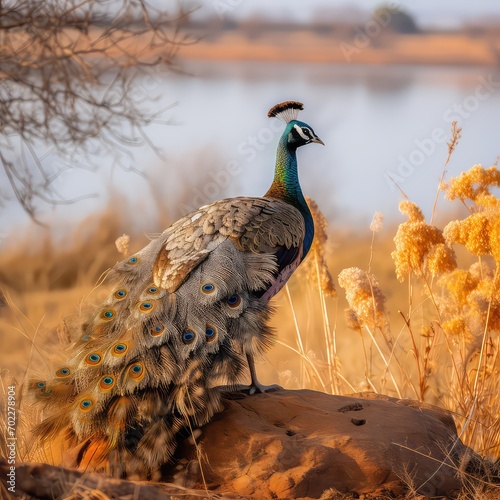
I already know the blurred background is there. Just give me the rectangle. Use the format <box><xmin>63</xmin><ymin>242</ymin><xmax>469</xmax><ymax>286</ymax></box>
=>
<box><xmin>1</xmin><ymin>0</ymin><xmax>500</xmax><ymax>239</ymax></box>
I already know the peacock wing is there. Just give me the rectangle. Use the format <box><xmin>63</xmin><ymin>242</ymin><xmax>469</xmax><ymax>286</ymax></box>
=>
<box><xmin>153</xmin><ymin>196</ymin><xmax>305</xmax><ymax>292</ymax></box>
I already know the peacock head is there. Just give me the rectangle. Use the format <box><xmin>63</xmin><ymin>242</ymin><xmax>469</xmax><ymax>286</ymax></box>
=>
<box><xmin>268</xmin><ymin>101</ymin><xmax>324</xmax><ymax>150</ymax></box>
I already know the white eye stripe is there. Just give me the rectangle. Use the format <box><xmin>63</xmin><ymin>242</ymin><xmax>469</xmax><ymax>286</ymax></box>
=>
<box><xmin>293</xmin><ymin>124</ymin><xmax>310</xmax><ymax>141</ymax></box>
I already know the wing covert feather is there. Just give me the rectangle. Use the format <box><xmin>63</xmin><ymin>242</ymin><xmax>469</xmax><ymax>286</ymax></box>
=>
<box><xmin>153</xmin><ymin>197</ymin><xmax>304</xmax><ymax>292</ymax></box>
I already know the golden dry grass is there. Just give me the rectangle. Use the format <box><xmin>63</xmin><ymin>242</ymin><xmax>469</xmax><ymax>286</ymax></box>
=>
<box><xmin>1</xmin><ymin>138</ymin><xmax>500</xmax><ymax>497</ymax></box>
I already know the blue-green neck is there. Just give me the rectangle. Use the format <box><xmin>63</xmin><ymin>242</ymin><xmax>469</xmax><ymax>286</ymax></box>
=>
<box><xmin>265</xmin><ymin>135</ymin><xmax>314</xmax><ymax>256</ymax></box>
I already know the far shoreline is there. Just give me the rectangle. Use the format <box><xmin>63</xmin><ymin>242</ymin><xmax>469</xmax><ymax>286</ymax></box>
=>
<box><xmin>180</xmin><ymin>29</ymin><xmax>500</xmax><ymax>67</ymax></box>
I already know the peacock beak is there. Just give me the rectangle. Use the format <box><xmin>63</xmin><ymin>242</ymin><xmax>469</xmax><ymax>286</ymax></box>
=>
<box><xmin>311</xmin><ymin>136</ymin><xmax>325</xmax><ymax>145</ymax></box>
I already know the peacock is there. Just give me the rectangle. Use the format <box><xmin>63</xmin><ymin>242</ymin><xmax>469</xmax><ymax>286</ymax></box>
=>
<box><xmin>28</xmin><ymin>101</ymin><xmax>324</xmax><ymax>480</ymax></box>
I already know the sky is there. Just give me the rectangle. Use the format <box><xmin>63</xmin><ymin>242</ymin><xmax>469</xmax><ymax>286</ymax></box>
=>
<box><xmin>196</xmin><ymin>0</ymin><xmax>500</xmax><ymax>28</ymax></box>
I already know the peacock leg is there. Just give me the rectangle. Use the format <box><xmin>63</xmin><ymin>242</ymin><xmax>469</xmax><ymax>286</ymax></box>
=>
<box><xmin>217</xmin><ymin>353</ymin><xmax>282</xmax><ymax>395</ymax></box>
<box><xmin>245</xmin><ymin>352</ymin><xmax>282</xmax><ymax>395</ymax></box>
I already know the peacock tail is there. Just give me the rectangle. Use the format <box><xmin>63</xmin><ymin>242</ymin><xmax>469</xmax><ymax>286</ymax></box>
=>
<box><xmin>27</xmin><ymin>101</ymin><xmax>324</xmax><ymax>479</ymax></box>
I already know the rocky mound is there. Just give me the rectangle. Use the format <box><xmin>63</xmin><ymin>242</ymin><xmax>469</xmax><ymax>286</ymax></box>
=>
<box><xmin>173</xmin><ymin>390</ymin><xmax>468</xmax><ymax>498</ymax></box>
<box><xmin>2</xmin><ymin>390</ymin><xmax>480</xmax><ymax>499</ymax></box>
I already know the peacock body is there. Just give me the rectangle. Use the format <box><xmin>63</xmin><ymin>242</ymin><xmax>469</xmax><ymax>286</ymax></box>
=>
<box><xmin>29</xmin><ymin>101</ymin><xmax>324</xmax><ymax>479</ymax></box>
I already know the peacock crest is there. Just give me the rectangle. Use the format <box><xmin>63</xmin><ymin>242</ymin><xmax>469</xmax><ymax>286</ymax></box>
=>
<box><xmin>27</xmin><ymin>101</ymin><xmax>324</xmax><ymax>480</ymax></box>
<box><xmin>267</xmin><ymin>100</ymin><xmax>304</xmax><ymax>122</ymax></box>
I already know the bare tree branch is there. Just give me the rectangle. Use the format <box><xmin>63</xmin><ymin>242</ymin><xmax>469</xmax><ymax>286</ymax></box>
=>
<box><xmin>0</xmin><ymin>0</ymin><xmax>192</xmax><ymax>219</ymax></box>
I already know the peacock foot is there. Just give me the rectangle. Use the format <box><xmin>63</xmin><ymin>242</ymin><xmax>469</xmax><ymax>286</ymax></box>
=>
<box><xmin>219</xmin><ymin>382</ymin><xmax>282</xmax><ymax>395</ymax></box>
<box><xmin>247</xmin><ymin>381</ymin><xmax>282</xmax><ymax>395</ymax></box>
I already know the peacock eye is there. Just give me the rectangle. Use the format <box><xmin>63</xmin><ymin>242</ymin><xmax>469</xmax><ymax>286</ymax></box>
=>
<box><xmin>302</xmin><ymin>127</ymin><xmax>311</xmax><ymax>137</ymax></box>
<box><xmin>205</xmin><ymin>325</ymin><xmax>217</xmax><ymax>342</ymax></box>
<box><xmin>139</xmin><ymin>301</ymin><xmax>154</xmax><ymax>312</ymax></box>
<box><xmin>128</xmin><ymin>363</ymin><xmax>145</xmax><ymax>380</ymax></box>
<box><xmin>182</xmin><ymin>330</ymin><xmax>196</xmax><ymax>344</ymax></box>
<box><xmin>99</xmin><ymin>375</ymin><xmax>115</xmax><ymax>390</ymax></box>
<box><xmin>114</xmin><ymin>289</ymin><xmax>127</xmax><ymax>299</ymax></box>
<box><xmin>113</xmin><ymin>343</ymin><xmax>127</xmax><ymax>355</ymax></box>
<box><xmin>201</xmin><ymin>283</ymin><xmax>215</xmax><ymax>294</ymax></box>
<box><xmin>80</xmin><ymin>398</ymin><xmax>93</xmax><ymax>411</ymax></box>
<box><xmin>85</xmin><ymin>353</ymin><xmax>102</xmax><ymax>365</ymax></box>
<box><xmin>227</xmin><ymin>294</ymin><xmax>241</xmax><ymax>308</ymax></box>
<box><xmin>101</xmin><ymin>309</ymin><xmax>115</xmax><ymax>320</ymax></box>
<box><xmin>56</xmin><ymin>368</ymin><xmax>71</xmax><ymax>377</ymax></box>
<box><xmin>151</xmin><ymin>324</ymin><xmax>165</xmax><ymax>337</ymax></box>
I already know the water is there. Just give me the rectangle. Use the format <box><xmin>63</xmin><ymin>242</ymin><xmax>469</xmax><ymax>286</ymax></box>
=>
<box><xmin>2</xmin><ymin>60</ymin><xmax>500</xmax><ymax>241</ymax></box>
<box><xmin>157</xmin><ymin>61</ymin><xmax>500</xmax><ymax>226</ymax></box>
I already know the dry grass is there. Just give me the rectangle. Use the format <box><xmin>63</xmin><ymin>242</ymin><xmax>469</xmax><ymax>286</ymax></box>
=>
<box><xmin>270</xmin><ymin>134</ymin><xmax>500</xmax><ymax>466</ymax></box>
<box><xmin>1</xmin><ymin>133</ymin><xmax>500</xmax><ymax>497</ymax></box>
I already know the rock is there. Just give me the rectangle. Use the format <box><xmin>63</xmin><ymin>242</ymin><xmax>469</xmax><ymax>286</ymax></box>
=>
<box><xmin>173</xmin><ymin>389</ymin><xmax>470</xmax><ymax>498</ymax></box>
<box><xmin>3</xmin><ymin>390</ymin><xmax>480</xmax><ymax>499</ymax></box>
<box><xmin>0</xmin><ymin>458</ymin><xmax>204</xmax><ymax>499</ymax></box>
